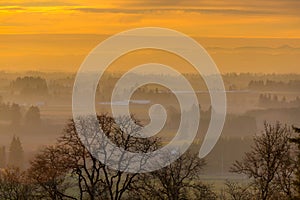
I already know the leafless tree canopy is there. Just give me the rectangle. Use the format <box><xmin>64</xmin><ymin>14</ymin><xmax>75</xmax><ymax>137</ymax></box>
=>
<box><xmin>0</xmin><ymin>167</ymin><xmax>34</xmax><ymax>200</ymax></box>
<box><xmin>230</xmin><ymin>122</ymin><xmax>296</xmax><ymax>200</ymax></box>
<box><xmin>6</xmin><ymin>114</ymin><xmax>215</xmax><ymax>200</ymax></box>
<box><xmin>131</xmin><ymin>150</ymin><xmax>217</xmax><ymax>200</ymax></box>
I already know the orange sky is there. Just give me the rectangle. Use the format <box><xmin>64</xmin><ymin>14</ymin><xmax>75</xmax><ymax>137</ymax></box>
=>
<box><xmin>0</xmin><ymin>0</ymin><xmax>299</xmax><ymax>73</ymax></box>
<box><xmin>1</xmin><ymin>0</ymin><xmax>300</xmax><ymax>37</ymax></box>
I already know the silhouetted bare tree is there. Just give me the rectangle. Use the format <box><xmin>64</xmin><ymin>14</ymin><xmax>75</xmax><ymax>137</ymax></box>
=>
<box><xmin>0</xmin><ymin>167</ymin><xmax>34</xmax><ymax>200</ymax></box>
<box><xmin>131</xmin><ymin>150</ymin><xmax>217</xmax><ymax>200</ymax></box>
<box><xmin>290</xmin><ymin>125</ymin><xmax>300</xmax><ymax>199</ymax></box>
<box><xmin>28</xmin><ymin>146</ymin><xmax>77</xmax><ymax>199</ymax></box>
<box><xmin>224</xmin><ymin>181</ymin><xmax>253</xmax><ymax>200</ymax></box>
<box><xmin>28</xmin><ymin>114</ymin><xmax>160</xmax><ymax>200</ymax></box>
<box><xmin>231</xmin><ymin>122</ymin><xmax>295</xmax><ymax>200</ymax></box>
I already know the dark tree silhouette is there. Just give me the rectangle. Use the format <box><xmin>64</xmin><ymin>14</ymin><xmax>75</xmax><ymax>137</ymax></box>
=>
<box><xmin>10</xmin><ymin>103</ymin><xmax>21</xmax><ymax>126</ymax></box>
<box><xmin>290</xmin><ymin>126</ymin><xmax>300</xmax><ymax>199</ymax></box>
<box><xmin>224</xmin><ymin>181</ymin><xmax>253</xmax><ymax>200</ymax></box>
<box><xmin>231</xmin><ymin>122</ymin><xmax>295</xmax><ymax>200</ymax></box>
<box><xmin>28</xmin><ymin>146</ymin><xmax>77</xmax><ymax>199</ymax></box>
<box><xmin>0</xmin><ymin>167</ymin><xmax>34</xmax><ymax>199</ymax></box>
<box><xmin>131</xmin><ymin>150</ymin><xmax>217</xmax><ymax>200</ymax></box>
<box><xmin>28</xmin><ymin>114</ymin><xmax>160</xmax><ymax>200</ymax></box>
<box><xmin>0</xmin><ymin>146</ymin><xmax>6</xmax><ymax>168</ymax></box>
<box><xmin>8</xmin><ymin>136</ymin><xmax>24</xmax><ymax>169</ymax></box>
<box><xmin>10</xmin><ymin>76</ymin><xmax>48</xmax><ymax>96</ymax></box>
<box><xmin>25</xmin><ymin>106</ymin><xmax>41</xmax><ymax>125</ymax></box>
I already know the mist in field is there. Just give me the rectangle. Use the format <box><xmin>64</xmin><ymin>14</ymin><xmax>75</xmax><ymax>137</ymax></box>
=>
<box><xmin>0</xmin><ymin>71</ymin><xmax>298</xmax><ymax>167</ymax></box>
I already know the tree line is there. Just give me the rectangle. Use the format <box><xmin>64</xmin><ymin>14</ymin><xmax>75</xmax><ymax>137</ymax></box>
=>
<box><xmin>248</xmin><ymin>80</ymin><xmax>300</xmax><ymax>91</ymax></box>
<box><xmin>0</xmin><ymin>115</ymin><xmax>299</xmax><ymax>199</ymax></box>
<box><xmin>258</xmin><ymin>94</ymin><xmax>300</xmax><ymax>108</ymax></box>
<box><xmin>0</xmin><ymin>103</ymin><xmax>41</xmax><ymax>125</ymax></box>
<box><xmin>0</xmin><ymin>114</ymin><xmax>216</xmax><ymax>199</ymax></box>
<box><xmin>0</xmin><ymin>136</ymin><xmax>24</xmax><ymax>169</ymax></box>
<box><xmin>10</xmin><ymin>76</ymin><xmax>48</xmax><ymax>96</ymax></box>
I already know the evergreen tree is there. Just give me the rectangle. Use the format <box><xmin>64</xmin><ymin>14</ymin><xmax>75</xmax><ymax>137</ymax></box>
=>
<box><xmin>25</xmin><ymin>106</ymin><xmax>41</xmax><ymax>125</ymax></box>
<box><xmin>10</xmin><ymin>103</ymin><xmax>21</xmax><ymax>126</ymax></box>
<box><xmin>0</xmin><ymin>146</ymin><xmax>5</xmax><ymax>168</ymax></box>
<box><xmin>8</xmin><ymin>136</ymin><xmax>24</xmax><ymax>169</ymax></box>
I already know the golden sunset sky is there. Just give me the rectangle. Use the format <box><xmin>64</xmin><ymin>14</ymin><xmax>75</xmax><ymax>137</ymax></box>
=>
<box><xmin>0</xmin><ymin>0</ymin><xmax>300</xmax><ymax>73</ymax></box>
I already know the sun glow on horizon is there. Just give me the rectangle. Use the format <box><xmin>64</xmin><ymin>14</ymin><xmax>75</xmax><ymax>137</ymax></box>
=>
<box><xmin>0</xmin><ymin>0</ymin><xmax>299</xmax><ymax>73</ymax></box>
